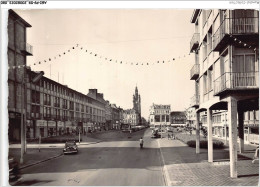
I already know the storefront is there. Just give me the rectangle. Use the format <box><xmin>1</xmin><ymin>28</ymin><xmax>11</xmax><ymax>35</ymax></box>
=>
<box><xmin>36</xmin><ymin>120</ymin><xmax>47</xmax><ymax>138</ymax></box>
<box><xmin>26</xmin><ymin>120</ymin><xmax>34</xmax><ymax>139</ymax></box>
<box><xmin>57</xmin><ymin>121</ymin><xmax>64</xmax><ymax>135</ymax></box>
<box><xmin>83</xmin><ymin>122</ymin><xmax>88</xmax><ymax>134</ymax></box>
<box><xmin>65</xmin><ymin>121</ymin><xmax>72</xmax><ymax>134</ymax></box>
<box><xmin>47</xmin><ymin>121</ymin><xmax>56</xmax><ymax>136</ymax></box>
<box><xmin>87</xmin><ymin>122</ymin><xmax>94</xmax><ymax>132</ymax></box>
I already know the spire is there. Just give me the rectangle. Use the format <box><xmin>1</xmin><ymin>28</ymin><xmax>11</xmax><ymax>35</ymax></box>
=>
<box><xmin>135</xmin><ymin>84</ymin><xmax>138</xmax><ymax>94</ymax></box>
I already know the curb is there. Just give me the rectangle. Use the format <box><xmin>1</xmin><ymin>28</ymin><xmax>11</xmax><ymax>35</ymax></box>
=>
<box><xmin>19</xmin><ymin>153</ymin><xmax>63</xmax><ymax>170</ymax></box>
<box><xmin>19</xmin><ymin>141</ymin><xmax>101</xmax><ymax>170</ymax></box>
<box><xmin>157</xmin><ymin>139</ymin><xmax>171</xmax><ymax>186</ymax></box>
<box><xmin>78</xmin><ymin>141</ymin><xmax>102</xmax><ymax>145</ymax></box>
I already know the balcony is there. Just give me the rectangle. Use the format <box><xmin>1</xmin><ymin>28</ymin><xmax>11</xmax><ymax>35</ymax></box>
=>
<box><xmin>190</xmin><ymin>94</ymin><xmax>200</xmax><ymax>107</ymax></box>
<box><xmin>190</xmin><ymin>33</ymin><xmax>200</xmax><ymax>52</ymax></box>
<box><xmin>190</xmin><ymin>64</ymin><xmax>200</xmax><ymax>80</ymax></box>
<box><xmin>20</xmin><ymin>42</ymin><xmax>33</xmax><ymax>56</ymax></box>
<box><xmin>213</xmin><ymin>17</ymin><xmax>259</xmax><ymax>51</ymax></box>
<box><xmin>214</xmin><ymin>72</ymin><xmax>259</xmax><ymax>96</ymax></box>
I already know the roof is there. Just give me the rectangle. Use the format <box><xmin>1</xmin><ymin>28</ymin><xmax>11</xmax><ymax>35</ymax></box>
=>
<box><xmin>9</xmin><ymin>9</ymin><xmax>32</xmax><ymax>27</ymax></box>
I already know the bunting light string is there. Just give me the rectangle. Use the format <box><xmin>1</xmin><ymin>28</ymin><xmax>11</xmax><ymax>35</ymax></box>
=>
<box><xmin>9</xmin><ymin>43</ymin><xmax>193</xmax><ymax>69</ymax></box>
<box><xmin>9</xmin><ymin>33</ymin><xmax>258</xmax><ymax>70</ymax></box>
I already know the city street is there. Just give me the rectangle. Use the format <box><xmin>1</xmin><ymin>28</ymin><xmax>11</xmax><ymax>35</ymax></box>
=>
<box><xmin>15</xmin><ymin>129</ymin><xmax>166</xmax><ymax>186</ymax></box>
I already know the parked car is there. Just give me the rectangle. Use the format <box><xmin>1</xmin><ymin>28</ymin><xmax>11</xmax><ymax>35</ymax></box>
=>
<box><xmin>63</xmin><ymin>141</ymin><xmax>78</xmax><ymax>154</ymax></box>
<box><xmin>151</xmin><ymin>129</ymin><xmax>161</xmax><ymax>138</ymax></box>
<box><xmin>9</xmin><ymin>157</ymin><xmax>21</xmax><ymax>182</ymax></box>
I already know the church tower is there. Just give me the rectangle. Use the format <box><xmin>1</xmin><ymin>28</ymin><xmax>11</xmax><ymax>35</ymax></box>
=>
<box><xmin>133</xmin><ymin>86</ymin><xmax>141</xmax><ymax>120</ymax></box>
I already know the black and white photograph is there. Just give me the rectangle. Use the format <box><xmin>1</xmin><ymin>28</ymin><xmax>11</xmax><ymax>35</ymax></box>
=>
<box><xmin>1</xmin><ymin>1</ymin><xmax>259</xmax><ymax>186</ymax></box>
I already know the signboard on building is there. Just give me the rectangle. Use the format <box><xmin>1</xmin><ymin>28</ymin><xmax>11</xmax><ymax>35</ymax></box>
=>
<box><xmin>65</xmin><ymin>121</ymin><xmax>72</xmax><ymax>127</ymax></box>
<box><xmin>57</xmin><ymin>121</ymin><xmax>64</xmax><ymax>127</ymax></box>
<box><xmin>48</xmin><ymin>121</ymin><xmax>56</xmax><ymax>127</ymax></box>
<box><xmin>36</xmin><ymin>120</ymin><xmax>46</xmax><ymax>127</ymax></box>
<box><xmin>27</xmin><ymin>120</ymin><xmax>33</xmax><ymax>127</ymax></box>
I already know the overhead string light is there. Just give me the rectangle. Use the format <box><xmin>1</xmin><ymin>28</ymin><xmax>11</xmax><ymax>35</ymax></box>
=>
<box><xmin>9</xmin><ymin>42</ymin><xmax>196</xmax><ymax>69</ymax></box>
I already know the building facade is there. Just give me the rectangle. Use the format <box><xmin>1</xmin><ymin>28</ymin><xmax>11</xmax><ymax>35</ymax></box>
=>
<box><xmin>186</xmin><ymin>107</ymin><xmax>197</xmax><ymax>128</ymax></box>
<box><xmin>170</xmin><ymin>111</ymin><xmax>187</xmax><ymax>126</ymax></box>
<box><xmin>8</xmin><ymin>10</ymin><xmax>33</xmax><ymax>142</ymax></box>
<box><xmin>149</xmin><ymin>104</ymin><xmax>171</xmax><ymax>128</ymax></box>
<box><xmin>123</xmin><ymin>109</ymin><xmax>140</xmax><ymax>127</ymax></box>
<box><xmin>26</xmin><ymin>69</ymin><xmax>107</xmax><ymax>138</ymax></box>
<box><xmin>189</xmin><ymin>9</ymin><xmax>259</xmax><ymax>178</ymax></box>
<box><xmin>111</xmin><ymin>104</ymin><xmax>120</xmax><ymax>129</ymax></box>
<box><xmin>105</xmin><ymin>100</ymin><xmax>112</xmax><ymax>130</ymax></box>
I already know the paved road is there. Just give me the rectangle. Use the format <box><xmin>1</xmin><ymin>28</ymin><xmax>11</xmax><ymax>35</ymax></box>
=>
<box><xmin>16</xmin><ymin>129</ymin><xmax>166</xmax><ymax>186</ymax></box>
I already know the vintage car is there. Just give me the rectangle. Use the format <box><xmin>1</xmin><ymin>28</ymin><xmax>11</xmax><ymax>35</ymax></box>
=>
<box><xmin>151</xmin><ymin>129</ymin><xmax>161</xmax><ymax>138</ymax></box>
<box><xmin>63</xmin><ymin>141</ymin><xmax>78</xmax><ymax>154</ymax></box>
<box><xmin>9</xmin><ymin>157</ymin><xmax>21</xmax><ymax>182</ymax></box>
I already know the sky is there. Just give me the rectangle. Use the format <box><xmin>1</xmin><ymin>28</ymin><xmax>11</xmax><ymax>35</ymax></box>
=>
<box><xmin>14</xmin><ymin>9</ymin><xmax>195</xmax><ymax>119</ymax></box>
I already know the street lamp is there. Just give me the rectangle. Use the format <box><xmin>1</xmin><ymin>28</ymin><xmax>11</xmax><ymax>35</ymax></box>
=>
<box><xmin>20</xmin><ymin>70</ymin><xmax>44</xmax><ymax>164</ymax></box>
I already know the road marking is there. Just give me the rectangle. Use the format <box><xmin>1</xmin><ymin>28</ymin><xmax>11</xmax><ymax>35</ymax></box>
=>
<box><xmin>157</xmin><ymin>139</ymin><xmax>171</xmax><ymax>186</ymax></box>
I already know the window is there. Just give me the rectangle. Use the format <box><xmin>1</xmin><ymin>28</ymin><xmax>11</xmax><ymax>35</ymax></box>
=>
<box><xmin>203</xmin><ymin>73</ymin><xmax>208</xmax><ymax>94</ymax></box>
<box><xmin>208</xmin><ymin>68</ymin><xmax>213</xmax><ymax>91</ymax></box>
<box><xmin>155</xmin><ymin>115</ymin><xmax>160</xmax><ymax>122</ymax></box>
<box><xmin>166</xmin><ymin>115</ymin><xmax>169</xmax><ymax>122</ymax></box>
<box><xmin>162</xmin><ymin>115</ymin><xmax>165</xmax><ymax>122</ymax></box>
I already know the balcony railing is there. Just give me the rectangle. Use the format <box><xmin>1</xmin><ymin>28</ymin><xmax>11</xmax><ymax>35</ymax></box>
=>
<box><xmin>20</xmin><ymin>42</ymin><xmax>33</xmax><ymax>56</ymax></box>
<box><xmin>214</xmin><ymin>72</ymin><xmax>259</xmax><ymax>96</ymax></box>
<box><xmin>190</xmin><ymin>94</ymin><xmax>200</xmax><ymax>107</ymax></box>
<box><xmin>213</xmin><ymin>17</ymin><xmax>259</xmax><ymax>51</ymax></box>
<box><xmin>190</xmin><ymin>64</ymin><xmax>200</xmax><ymax>80</ymax></box>
<box><xmin>190</xmin><ymin>33</ymin><xmax>200</xmax><ymax>52</ymax></box>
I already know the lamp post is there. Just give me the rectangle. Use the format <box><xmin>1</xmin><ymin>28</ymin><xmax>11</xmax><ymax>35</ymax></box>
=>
<box><xmin>20</xmin><ymin>75</ymin><xmax>25</xmax><ymax>164</ymax></box>
<box><xmin>20</xmin><ymin>70</ymin><xmax>44</xmax><ymax>164</ymax></box>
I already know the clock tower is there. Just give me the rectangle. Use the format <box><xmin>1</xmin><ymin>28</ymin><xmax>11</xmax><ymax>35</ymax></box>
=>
<box><xmin>133</xmin><ymin>86</ymin><xmax>141</xmax><ymax>123</ymax></box>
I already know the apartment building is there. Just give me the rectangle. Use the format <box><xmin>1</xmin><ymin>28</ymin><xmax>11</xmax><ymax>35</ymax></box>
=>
<box><xmin>186</xmin><ymin>107</ymin><xmax>197</xmax><ymax>128</ymax></box>
<box><xmin>105</xmin><ymin>100</ymin><xmax>112</xmax><ymax>130</ymax></box>
<box><xmin>190</xmin><ymin>9</ymin><xmax>259</xmax><ymax>178</ymax></box>
<box><xmin>111</xmin><ymin>104</ymin><xmax>120</xmax><ymax>129</ymax></box>
<box><xmin>26</xmin><ymin>69</ymin><xmax>106</xmax><ymax>138</ymax></box>
<box><xmin>149</xmin><ymin>104</ymin><xmax>171</xmax><ymax>128</ymax></box>
<box><xmin>200</xmin><ymin>110</ymin><xmax>228</xmax><ymax>138</ymax></box>
<box><xmin>123</xmin><ymin>109</ymin><xmax>140</xmax><ymax>127</ymax></box>
<box><xmin>170</xmin><ymin>111</ymin><xmax>187</xmax><ymax>126</ymax></box>
<box><xmin>8</xmin><ymin>10</ymin><xmax>33</xmax><ymax>142</ymax></box>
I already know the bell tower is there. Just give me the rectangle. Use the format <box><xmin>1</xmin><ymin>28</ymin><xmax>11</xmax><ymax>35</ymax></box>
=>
<box><xmin>133</xmin><ymin>86</ymin><xmax>141</xmax><ymax>118</ymax></box>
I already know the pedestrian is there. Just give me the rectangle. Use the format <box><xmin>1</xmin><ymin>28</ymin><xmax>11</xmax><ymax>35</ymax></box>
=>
<box><xmin>172</xmin><ymin>132</ymin><xmax>175</xmax><ymax>140</ymax></box>
<box><xmin>139</xmin><ymin>137</ymin><xmax>144</xmax><ymax>149</ymax></box>
<box><xmin>168</xmin><ymin>133</ymin><xmax>170</xmax><ymax>140</ymax></box>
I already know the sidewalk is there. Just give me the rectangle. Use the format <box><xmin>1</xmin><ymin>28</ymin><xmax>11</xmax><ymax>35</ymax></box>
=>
<box><xmin>9</xmin><ymin>135</ymin><xmax>101</xmax><ymax>169</ymax></box>
<box><xmin>157</xmin><ymin>137</ymin><xmax>259</xmax><ymax>186</ymax></box>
